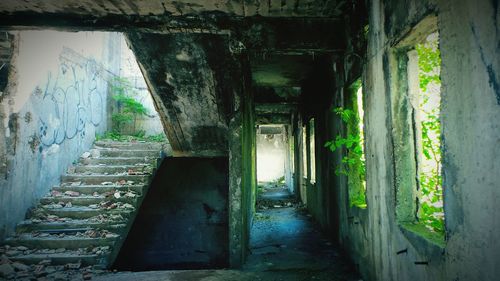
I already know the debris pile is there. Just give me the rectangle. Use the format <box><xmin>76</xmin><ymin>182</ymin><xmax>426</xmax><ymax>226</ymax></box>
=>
<box><xmin>0</xmin><ymin>140</ymin><xmax>166</xmax><ymax>274</ymax></box>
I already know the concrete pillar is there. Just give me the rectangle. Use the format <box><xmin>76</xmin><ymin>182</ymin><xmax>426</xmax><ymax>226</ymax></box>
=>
<box><xmin>228</xmin><ymin>52</ymin><xmax>256</xmax><ymax>268</ymax></box>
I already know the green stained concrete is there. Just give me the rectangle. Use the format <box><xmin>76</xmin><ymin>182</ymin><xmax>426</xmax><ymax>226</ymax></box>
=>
<box><xmin>400</xmin><ymin>222</ymin><xmax>445</xmax><ymax>248</ymax></box>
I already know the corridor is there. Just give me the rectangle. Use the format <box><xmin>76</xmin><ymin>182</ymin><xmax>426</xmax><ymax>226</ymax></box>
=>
<box><xmin>0</xmin><ymin>0</ymin><xmax>499</xmax><ymax>280</ymax></box>
<box><xmin>93</xmin><ymin>187</ymin><xmax>360</xmax><ymax>281</ymax></box>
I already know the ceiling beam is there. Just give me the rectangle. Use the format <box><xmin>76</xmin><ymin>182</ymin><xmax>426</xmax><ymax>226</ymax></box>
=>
<box><xmin>0</xmin><ymin>14</ymin><xmax>347</xmax><ymax>53</ymax></box>
<box><xmin>255</xmin><ymin>103</ymin><xmax>298</xmax><ymax>114</ymax></box>
<box><xmin>256</xmin><ymin>114</ymin><xmax>291</xmax><ymax>125</ymax></box>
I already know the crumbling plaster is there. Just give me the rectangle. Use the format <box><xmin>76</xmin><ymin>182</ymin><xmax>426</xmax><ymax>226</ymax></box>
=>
<box><xmin>0</xmin><ymin>31</ymin><xmax>120</xmax><ymax>242</ymax></box>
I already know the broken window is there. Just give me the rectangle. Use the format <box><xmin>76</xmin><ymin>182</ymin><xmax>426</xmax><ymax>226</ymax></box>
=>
<box><xmin>309</xmin><ymin>118</ymin><xmax>316</xmax><ymax>185</ymax></box>
<box><xmin>325</xmin><ymin>79</ymin><xmax>366</xmax><ymax>208</ymax></box>
<box><xmin>346</xmin><ymin>81</ymin><xmax>366</xmax><ymax>207</ymax></box>
<box><xmin>414</xmin><ymin>32</ymin><xmax>444</xmax><ymax>234</ymax></box>
<box><xmin>302</xmin><ymin>125</ymin><xmax>308</xmax><ymax>180</ymax></box>
<box><xmin>390</xmin><ymin>17</ymin><xmax>445</xmax><ymax>243</ymax></box>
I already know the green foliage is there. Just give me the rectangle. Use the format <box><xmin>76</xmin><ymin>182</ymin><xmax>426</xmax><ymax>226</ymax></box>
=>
<box><xmin>415</xmin><ymin>34</ymin><xmax>444</xmax><ymax>235</ymax></box>
<box><xmin>275</xmin><ymin>176</ymin><xmax>286</xmax><ymax>185</ymax></box>
<box><xmin>96</xmin><ymin>132</ymin><xmax>167</xmax><ymax>143</ymax></box>
<box><xmin>325</xmin><ymin>101</ymin><xmax>366</xmax><ymax>208</ymax></box>
<box><xmin>110</xmin><ymin>77</ymin><xmax>148</xmax><ymax>134</ymax></box>
<box><xmin>145</xmin><ymin>133</ymin><xmax>167</xmax><ymax>142</ymax></box>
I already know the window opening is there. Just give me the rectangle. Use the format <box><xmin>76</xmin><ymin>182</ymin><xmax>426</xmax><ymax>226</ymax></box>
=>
<box><xmin>309</xmin><ymin>118</ymin><xmax>316</xmax><ymax>184</ymax></box>
<box><xmin>415</xmin><ymin>32</ymin><xmax>444</xmax><ymax>234</ymax></box>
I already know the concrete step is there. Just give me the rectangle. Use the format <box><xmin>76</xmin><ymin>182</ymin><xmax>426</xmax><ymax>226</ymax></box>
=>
<box><xmin>39</xmin><ymin>195</ymin><xmax>137</xmax><ymax>206</ymax></box>
<box><xmin>9</xmin><ymin>252</ymin><xmax>108</xmax><ymax>267</ymax></box>
<box><xmin>5</xmin><ymin>234</ymin><xmax>118</xmax><ymax>249</ymax></box>
<box><xmin>37</xmin><ymin>206</ymin><xmax>134</xmax><ymax>219</ymax></box>
<box><xmin>16</xmin><ymin>220</ymin><xmax>127</xmax><ymax>233</ymax></box>
<box><xmin>1</xmin><ymin>140</ymin><xmax>162</xmax><ymax>270</ymax></box>
<box><xmin>53</xmin><ymin>184</ymin><xmax>145</xmax><ymax>195</ymax></box>
<box><xmin>94</xmin><ymin>141</ymin><xmax>166</xmax><ymax>150</ymax></box>
<box><xmin>96</xmin><ymin>149</ymin><xmax>160</xmax><ymax>158</ymax></box>
<box><xmin>74</xmin><ymin>165</ymin><xmax>152</xmax><ymax>174</ymax></box>
<box><xmin>61</xmin><ymin>174</ymin><xmax>149</xmax><ymax>185</ymax></box>
<box><xmin>81</xmin><ymin>157</ymin><xmax>156</xmax><ymax>165</ymax></box>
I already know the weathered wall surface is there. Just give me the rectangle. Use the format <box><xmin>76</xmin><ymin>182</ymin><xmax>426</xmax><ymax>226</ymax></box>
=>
<box><xmin>0</xmin><ymin>31</ymin><xmax>120</xmax><ymax>242</ymax></box>
<box><xmin>126</xmin><ymin>33</ymin><xmax>240</xmax><ymax>157</ymax></box>
<box><xmin>298</xmin><ymin>56</ymin><xmax>342</xmax><ymax>239</ymax></box>
<box><xmin>228</xmin><ymin>53</ymin><xmax>256</xmax><ymax>268</ymax></box>
<box><xmin>333</xmin><ymin>0</ymin><xmax>500</xmax><ymax>280</ymax></box>
<box><xmin>113</xmin><ymin>157</ymin><xmax>229</xmax><ymax>270</ymax></box>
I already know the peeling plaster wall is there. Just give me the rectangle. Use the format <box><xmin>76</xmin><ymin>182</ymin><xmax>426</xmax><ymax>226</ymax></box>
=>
<box><xmin>334</xmin><ymin>0</ymin><xmax>500</xmax><ymax>280</ymax></box>
<box><xmin>0</xmin><ymin>31</ymin><xmax>120</xmax><ymax>241</ymax></box>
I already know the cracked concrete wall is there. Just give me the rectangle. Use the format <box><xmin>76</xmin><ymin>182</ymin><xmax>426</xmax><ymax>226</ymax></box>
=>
<box><xmin>0</xmin><ymin>31</ymin><xmax>121</xmax><ymax>242</ymax></box>
<box><xmin>334</xmin><ymin>0</ymin><xmax>500</xmax><ymax>280</ymax></box>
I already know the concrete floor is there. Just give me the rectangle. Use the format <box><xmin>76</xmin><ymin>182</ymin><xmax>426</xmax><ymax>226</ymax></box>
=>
<box><xmin>93</xmin><ymin>188</ymin><xmax>361</xmax><ymax>281</ymax></box>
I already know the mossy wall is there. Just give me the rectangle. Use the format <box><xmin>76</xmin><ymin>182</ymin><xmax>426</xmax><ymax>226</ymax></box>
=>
<box><xmin>228</xmin><ymin>53</ymin><xmax>256</xmax><ymax>268</ymax></box>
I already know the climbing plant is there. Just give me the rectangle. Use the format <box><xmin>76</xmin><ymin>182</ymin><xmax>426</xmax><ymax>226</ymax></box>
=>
<box><xmin>325</xmin><ymin>80</ymin><xmax>366</xmax><ymax>208</ymax></box>
<box><xmin>415</xmin><ymin>33</ymin><xmax>444</xmax><ymax>234</ymax></box>
<box><xmin>110</xmin><ymin>77</ymin><xmax>148</xmax><ymax>134</ymax></box>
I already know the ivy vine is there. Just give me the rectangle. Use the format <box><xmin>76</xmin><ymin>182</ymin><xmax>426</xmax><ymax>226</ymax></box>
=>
<box><xmin>416</xmin><ymin>33</ymin><xmax>444</xmax><ymax>234</ymax></box>
<box><xmin>110</xmin><ymin>77</ymin><xmax>149</xmax><ymax>134</ymax></box>
<box><xmin>325</xmin><ymin>82</ymin><xmax>367</xmax><ymax>208</ymax></box>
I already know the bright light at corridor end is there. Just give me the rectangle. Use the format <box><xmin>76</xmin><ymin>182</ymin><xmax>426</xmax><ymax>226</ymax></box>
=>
<box><xmin>256</xmin><ymin>126</ymin><xmax>286</xmax><ymax>183</ymax></box>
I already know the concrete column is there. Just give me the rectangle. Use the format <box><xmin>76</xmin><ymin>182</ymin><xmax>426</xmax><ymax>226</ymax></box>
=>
<box><xmin>228</xmin><ymin>52</ymin><xmax>256</xmax><ymax>268</ymax></box>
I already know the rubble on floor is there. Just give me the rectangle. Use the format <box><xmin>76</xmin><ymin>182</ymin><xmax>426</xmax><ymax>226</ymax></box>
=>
<box><xmin>0</xmin><ymin>249</ymin><xmax>107</xmax><ymax>280</ymax></box>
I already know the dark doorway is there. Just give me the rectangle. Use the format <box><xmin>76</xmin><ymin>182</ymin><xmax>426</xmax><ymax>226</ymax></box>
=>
<box><xmin>113</xmin><ymin>157</ymin><xmax>229</xmax><ymax>271</ymax></box>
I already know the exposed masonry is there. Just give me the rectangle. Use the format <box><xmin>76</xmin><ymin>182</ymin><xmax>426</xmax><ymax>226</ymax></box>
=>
<box><xmin>0</xmin><ymin>140</ymin><xmax>166</xmax><ymax>279</ymax></box>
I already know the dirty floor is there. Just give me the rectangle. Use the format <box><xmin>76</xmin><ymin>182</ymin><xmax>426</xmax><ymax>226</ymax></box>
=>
<box><xmin>91</xmin><ymin>187</ymin><xmax>361</xmax><ymax>281</ymax></box>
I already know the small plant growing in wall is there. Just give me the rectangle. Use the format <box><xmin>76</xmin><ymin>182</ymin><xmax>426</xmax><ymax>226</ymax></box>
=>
<box><xmin>110</xmin><ymin>77</ymin><xmax>148</xmax><ymax>134</ymax></box>
<box><xmin>325</xmin><ymin>83</ymin><xmax>367</xmax><ymax>208</ymax></box>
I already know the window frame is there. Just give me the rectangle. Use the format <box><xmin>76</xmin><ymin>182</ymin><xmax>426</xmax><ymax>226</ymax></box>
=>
<box><xmin>387</xmin><ymin>15</ymin><xmax>446</xmax><ymax>247</ymax></box>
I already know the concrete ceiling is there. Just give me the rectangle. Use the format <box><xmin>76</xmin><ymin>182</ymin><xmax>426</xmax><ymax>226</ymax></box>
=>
<box><xmin>0</xmin><ymin>32</ymin><xmax>14</xmax><ymax>92</ymax></box>
<box><xmin>0</xmin><ymin>0</ymin><xmax>365</xmax><ymax>156</ymax></box>
<box><xmin>0</xmin><ymin>0</ymin><xmax>348</xmax><ymax>18</ymax></box>
<box><xmin>251</xmin><ymin>55</ymin><xmax>316</xmax><ymax>87</ymax></box>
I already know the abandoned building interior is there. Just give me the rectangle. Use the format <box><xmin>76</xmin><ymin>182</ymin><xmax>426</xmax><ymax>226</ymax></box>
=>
<box><xmin>0</xmin><ymin>0</ymin><xmax>499</xmax><ymax>280</ymax></box>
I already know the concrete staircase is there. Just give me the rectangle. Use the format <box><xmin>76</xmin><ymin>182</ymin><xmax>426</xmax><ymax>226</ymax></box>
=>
<box><xmin>1</xmin><ymin>140</ymin><xmax>167</xmax><ymax>269</ymax></box>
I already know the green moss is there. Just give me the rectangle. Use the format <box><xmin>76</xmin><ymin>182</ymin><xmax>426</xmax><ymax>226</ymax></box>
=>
<box><xmin>401</xmin><ymin>222</ymin><xmax>445</xmax><ymax>248</ymax></box>
<box><xmin>96</xmin><ymin>132</ymin><xmax>166</xmax><ymax>142</ymax></box>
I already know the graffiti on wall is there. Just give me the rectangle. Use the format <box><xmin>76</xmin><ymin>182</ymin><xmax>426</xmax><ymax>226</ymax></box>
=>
<box><xmin>34</xmin><ymin>49</ymin><xmax>108</xmax><ymax>147</ymax></box>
